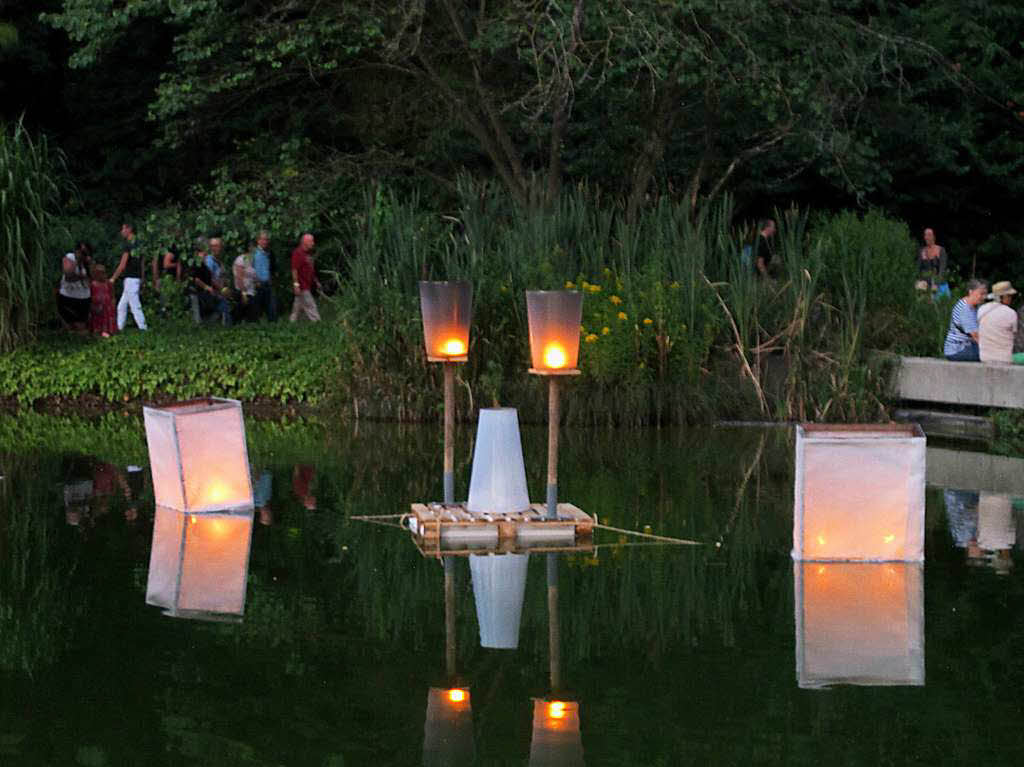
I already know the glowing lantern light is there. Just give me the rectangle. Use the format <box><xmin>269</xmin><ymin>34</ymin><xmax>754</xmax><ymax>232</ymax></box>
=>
<box><xmin>144</xmin><ymin>398</ymin><xmax>253</xmax><ymax>512</ymax></box>
<box><xmin>793</xmin><ymin>424</ymin><xmax>925</xmax><ymax>561</ymax></box>
<box><xmin>529</xmin><ymin>698</ymin><xmax>584</xmax><ymax>767</ymax></box>
<box><xmin>423</xmin><ymin>687</ymin><xmax>474</xmax><ymax>767</ymax></box>
<box><xmin>146</xmin><ymin>506</ymin><xmax>254</xmax><ymax>620</ymax></box>
<box><xmin>794</xmin><ymin>562</ymin><xmax>924</xmax><ymax>688</ymax></box>
<box><xmin>420</xmin><ymin>281</ymin><xmax>473</xmax><ymax>361</ymax></box>
<box><xmin>526</xmin><ymin>291</ymin><xmax>583</xmax><ymax>374</ymax></box>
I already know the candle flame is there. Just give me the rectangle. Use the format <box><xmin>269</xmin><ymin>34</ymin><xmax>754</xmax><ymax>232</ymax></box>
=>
<box><xmin>548</xmin><ymin>701</ymin><xmax>567</xmax><ymax>719</ymax></box>
<box><xmin>441</xmin><ymin>338</ymin><xmax>466</xmax><ymax>356</ymax></box>
<box><xmin>816</xmin><ymin>534</ymin><xmax>826</xmax><ymax>546</ymax></box>
<box><xmin>883</xmin><ymin>534</ymin><xmax>895</xmax><ymax>543</ymax></box>
<box><xmin>543</xmin><ymin>343</ymin><xmax>567</xmax><ymax>369</ymax></box>
<box><xmin>447</xmin><ymin>689</ymin><xmax>467</xmax><ymax>703</ymax></box>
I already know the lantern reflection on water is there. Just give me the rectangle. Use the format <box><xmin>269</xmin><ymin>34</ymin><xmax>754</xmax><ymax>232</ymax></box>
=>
<box><xmin>529</xmin><ymin>698</ymin><xmax>584</xmax><ymax>767</ymax></box>
<box><xmin>795</xmin><ymin>562</ymin><xmax>924</xmax><ymax>688</ymax></box>
<box><xmin>146</xmin><ymin>506</ymin><xmax>254</xmax><ymax>620</ymax></box>
<box><xmin>420</xmin><ymin>281</ymin><xmax>473</xmax><ymax>362</ymax></box>
<box><xmin>144</xmin><ymin>398</ymin><xmax>253</xmax><ymax>512</ymax></box>
<box><xmin>423</xmin><ymin>686</ymin><xmax>475</xmax><ymax>767</ymax></box>
<box><xmin>793</xmin><ymin>424</ymin><xmax>925</xmax><ymax>561</ymax></box>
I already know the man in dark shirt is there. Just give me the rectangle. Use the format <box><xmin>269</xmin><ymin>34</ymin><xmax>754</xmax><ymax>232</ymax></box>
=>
<box><xmin>289</xmin><ymin>233</ymin><xmax>321</xmax><ymax>322</ymax></box>
<box><xmin>110</xmin><ymin>223</ymin><xmax>148</xmax><ymax>330</ymax></box>
<box><xmin>191</xmin><ymin>258</ymin><xmax>231</xmax><ymax>325</ymax></box>
<box><xmin>753</xmin><ymin>218</ymin><xmax>776</xmax><ymax>278</ymax></box>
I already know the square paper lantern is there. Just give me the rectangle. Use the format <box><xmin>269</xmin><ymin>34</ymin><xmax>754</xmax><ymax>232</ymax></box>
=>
<box><xmin>526</xmin><ymin>291</ymin><xmax>583</xmax><ymax>373</ymax></box>
<box><xmin>420</xmin><ymin>280</ymin><xmax>472</xmax><ymax>361</ymax></box>
<box><xmin>146</xmin><ymin>506</ymin><xmax>254</xmax><ymax>620</ymax></box>
<box><xmin>422</xmin><ymin>687</ymin><xmax>475</xmax><ymax>767</ymax></box>
<box><xmin>529</xmin><ymin>699</ymin><xmax>584</xmax><ymax>767</ymax></box>
<box><xmin>144</xmin><ymin>398</ymin><xmax>253</xmax><ymax>512</ymax></box>
<box><xmin>793</xmin><ymin>424</ymin><xmax>925</xmax><ymax>561</ymax></box>
<box><xmin>795</xmin><ymin>562</ymin><xmax>924</xmax><ymax>688</ymax></box>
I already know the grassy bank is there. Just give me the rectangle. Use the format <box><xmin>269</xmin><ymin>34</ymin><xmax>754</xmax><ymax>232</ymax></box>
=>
<box><xmin>3</xmin><ymin>188</ymin><xmax>954</xmax><ymax>424</ymax></box>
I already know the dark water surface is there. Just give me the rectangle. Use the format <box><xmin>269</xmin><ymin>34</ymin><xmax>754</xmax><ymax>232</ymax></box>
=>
<box><xmin>1</xmin><ymin>418</ymin><xmax>1023</xmax><ymax>766</ymax></box>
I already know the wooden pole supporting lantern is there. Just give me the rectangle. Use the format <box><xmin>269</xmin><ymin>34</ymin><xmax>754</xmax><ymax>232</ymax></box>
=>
<box><xmin>526</xmin><ymin>291</ymin><xmax>583</xmax><ymax>520</ymax></box>
<box><xmin>143</xmin><ymin>398</ymin><xmax>254</xmax><ymax>512</ymax></box>
<box><xmin>793</xmin><ymin>424</ymin><xmax>926</xmax><ymax>562</ymax></box>
<box><xmin>420</xmin><ymin>280</ymin><xmax>472</xmax><ymax>505</ymax></box>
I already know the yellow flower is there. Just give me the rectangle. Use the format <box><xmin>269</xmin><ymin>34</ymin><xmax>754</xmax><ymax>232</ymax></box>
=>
<box><xmin>588</xmin><ymin>284</ymin><xmax>602</xmax><ymax>293</ymax></box>
<box><xmin>601</xmin><ymin>326</ymin><xmax>610</xmax><ymax>335</ymax></box>
<box><xmin>609</xmin><ymin>295</ymin><xmax>622</xmax><ymax>305</ymax></box>
<box><xmin>584</xmin><ymin>333</ymin><xmax>598</xmax><ymax>343</ymax></box>
<box><xmin>643</xmin><ymin>317</ymin><xmax>653</xmax><ymax>325</ymax></box>
<box><xmin>602</xmin><ymin>266</ymin><xmax>612</xmax><ymax>276</ymax></box>
<box><xmin>669</xmin><ymin>281</ymin><xmax>680</xmax><ymax>290</ymax></box>
<box><xmin>617</xmin><ymin>311</ymin><xmax>628</xmax><ymax>320</ymax></box>
<box><xmin>565</xmin><ymin>280</ymin><xmax>576</xmax><ymax>289</ymax></box>
<box><xmin>580</xmin><ymin>280</ymin><xmax>590</xmax><ymax>290</ymax></box>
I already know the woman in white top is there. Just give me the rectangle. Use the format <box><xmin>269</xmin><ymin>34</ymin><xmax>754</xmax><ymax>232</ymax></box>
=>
<box><xmin>978</xmin><ymin>281</ymin><xmax>1018</xmax><ymax>363</ymax></box>
<box><xmin>57</xmin><ymin>242</ymin><xmax>93</xmax><ymax>330</ymax></box>
<box><xmin>233</xmin><ymin>245</ymin><xmax>258</xmax><ymax>322</ymax></box>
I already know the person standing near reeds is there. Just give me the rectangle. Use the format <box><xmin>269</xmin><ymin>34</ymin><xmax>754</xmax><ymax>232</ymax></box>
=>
<box><xmin>916</xmin><ymin>228</ymin><xmax>949</xmax><ymax>297</ymax></box>
<box><xmin>289</xmin><ymin>233</ymin><xmax>321</xmax><ymax>322</ymax></box>
<box><xmin>57</xmin><ymin>241</ymin><xmax>93</xmax><ymax>331</ymax></box>
<box><xmin>943</xmin><ymin>278</ymin><xmax>987</xmax><ymax>361</ymax></box>
<box><xmin>110</xmin><ymin>223</ymin><xmax>148</xmax><ymax>331</ymax></box>
<box><xmin>753</xmin><ymin>219</ymin><xmax>776</xmax><ymax>278</ymax></box>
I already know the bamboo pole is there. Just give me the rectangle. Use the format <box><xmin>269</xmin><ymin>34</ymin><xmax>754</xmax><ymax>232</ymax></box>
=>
<box><xmin>443</xmin><ymin>361</ymin><xmax>455</xmax><ymax>505</ymax></box>
<box><xmin>547</xmin><ymin>552</ymin><xmax>561</xmax><ymax>692</ymax></box>
<box><xmin>546</xmin><ymin>376</ymin><xmax>559</xmax><ymax>520</ymax></box>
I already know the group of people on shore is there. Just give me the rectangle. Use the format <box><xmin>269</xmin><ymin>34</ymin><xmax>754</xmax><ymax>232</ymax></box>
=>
<box><xmin>57</xmin><ymin>225</ymin><xmax>323</xmax><ymax>336</ymax></box>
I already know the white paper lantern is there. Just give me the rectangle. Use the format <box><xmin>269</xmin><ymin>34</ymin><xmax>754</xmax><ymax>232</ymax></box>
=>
<box><xmin>794</xmin><ymin>562</ymin><xmax>924</xmax><ymax>688</ymax></box>
<box><xmin>470</xmin><ymin>553</ymin><xmax>529</xmax><ymax>649</ymax></box>
<box><xmin>793</xmin><ymin>424</ymin><xmax>925</xmax><ymax>561</ymax></box>
<box><xmin>529</xmin><ymin>699</ymin><xmax>584</xmax><ymax>767</ymax></box>
<box><xmin>144</xmin><ymin>398</ymin><xmax>253</xmax><ymax>512</ymax></box>
<box><xmin>422</xmin><ymin>687</ymin><xmax>475</xmax><ymax>767</ymax></box>
<box><xmin>466</xmin><ymin>408</ymin><xmax>530</xmax><ymax>515</ymax></box>
<box><xmin>146</xmin><ymin>506</ymin><xmax>254</xmax><ymax>620</ymax></box>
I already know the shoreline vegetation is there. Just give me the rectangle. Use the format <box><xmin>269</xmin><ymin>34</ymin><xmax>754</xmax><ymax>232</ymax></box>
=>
<box><xmin>4</xmin><ymin>189</ymin><xmax>955</xmax><ymax>426</ymax></box>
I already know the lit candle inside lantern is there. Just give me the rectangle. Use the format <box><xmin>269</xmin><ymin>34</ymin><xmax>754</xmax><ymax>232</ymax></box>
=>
<box><xmin>441</xmin><ymin>338</ymin><xmax>467</xmax><ymax>357</ymax></box>
<box><xmin>548</xmin><ymin>701</ymin><xmax>567</xmax><ymax>719</ymax></box>
<box><xmin>447</xmin><ymin>688</ymin><xmax>467</xmax><ymax>704</ymax></box>
<box><xmin>543</xmin><ymin>343</ymin><xmax>567</xmax><ymax>370</ymax></box>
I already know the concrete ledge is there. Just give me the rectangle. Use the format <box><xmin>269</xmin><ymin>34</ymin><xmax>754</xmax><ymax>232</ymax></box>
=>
<box><xmin>894</xmin><ymin>356</ymin><xmax>1024</xmax><ymax>408</ymax></box>
<box><xmin>893</xmin><ymin>409</ymin><xmax>994</xmax><ymax>441</ymax></box>
<box><xmin>926</xmin><ymin>447</ymin><xmax>1024</xmax><ymax>496</ymax></box>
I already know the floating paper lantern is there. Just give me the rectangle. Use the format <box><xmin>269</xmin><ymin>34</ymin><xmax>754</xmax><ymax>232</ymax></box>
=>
<box><xmin>420</xmin><ymin>281</ymin><xmax>473</xmax><ymax>362</ymax></box>
<box><xmin>793</xmin><ymin>424</ymin><xmax>925</xmax><ymax>561</ymax></box>
<box><xmin>423</xmin><ymin>687</ymin><xmax>475</xmax><ymax>767</ymax></box>
<box><xmin>526</xmin><ymin>291</ymin><xmax>583</xmax><ymax>374</ymax></box>
<box><xmin>529</xmin><ymin>698</ymin><xmax>584</xmax><ymax>767</ymax></box>
<box><xmin>466</xmin><ymin>408</ymin><xmax>531</xmax><ymax>515</ymax></box>
<box><xmin>470</xmin><ymin>553</ymin><xmax>529</xmax><ymax>649</ymax></box>
<box><xmin>146</xmin><ymin>506</ymin><xmax>254</xmax><ymax>620</ymax></box>
<box><xmin>794</xmin><ymin>561</ymin><xmax>924</xmax><ymax>688</ymax></box>
<box><xmin>144</xmin><ymin>398</ymin><xmax>253</xmax><ymax>512</ymax></box>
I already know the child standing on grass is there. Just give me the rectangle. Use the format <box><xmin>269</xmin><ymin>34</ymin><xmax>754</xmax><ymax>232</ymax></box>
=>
<box><xmin>89</xmin><ymin>263</ymin><xmax>117</xmax><ymax>337</ymax></box>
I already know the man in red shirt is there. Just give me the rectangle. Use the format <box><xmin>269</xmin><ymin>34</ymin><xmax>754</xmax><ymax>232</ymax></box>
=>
<box><xmin>289</xmin><ymin>232</ymin><xmax>321</xmax><ymax>322</ymax></box>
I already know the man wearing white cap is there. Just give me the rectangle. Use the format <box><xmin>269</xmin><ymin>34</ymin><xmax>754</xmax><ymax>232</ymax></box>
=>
<box><xmin>978</xmin><ymin>281</ymin><xmax>1018</xmax><ymax>363</ymax></box>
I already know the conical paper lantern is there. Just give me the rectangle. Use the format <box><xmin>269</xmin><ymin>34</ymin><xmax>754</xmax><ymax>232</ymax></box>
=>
<box><xmin>794</xmin><ymin>562</ymin><xmax>924</xmax><ymax>688</ymax></box>
<box><xmin>420</xmin><ymin>281</ymin><xmax>472</xmax><ymax>361</ymax></box>
<box><xmin>470</xmin><ymin>553</ymin><xmax>529</xmax><ymax>649</ymax></box>
<box><xmin>526</xmin><ymin>291</ymin><xmax>583</xmax><ymax>373</ymax></box>
<box><xmin>466</xmin><ymin>408</ymin><xmax>530</xmax><ymax>515</ymax></box>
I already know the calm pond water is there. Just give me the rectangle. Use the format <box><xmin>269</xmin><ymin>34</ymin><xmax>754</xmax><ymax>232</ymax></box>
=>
<box><xmin>1</xmin><ymin>416</ymin><xmax>1023</xmax><ymax>766</ymax></box>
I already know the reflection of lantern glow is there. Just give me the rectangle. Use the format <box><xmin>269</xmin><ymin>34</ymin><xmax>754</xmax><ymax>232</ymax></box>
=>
<box><xmin>144</xmin><ymin>398</ymin><xmax>253</xmax><ymax>512</ymax></box>
<box><xmin>529</xmin><ymin>698</ymin><xmax>584</xmax><ymax>767</ymax></box>
<box><xmin>543</xmin><ymin>343</ymin><xmax>567</xmax><ymax>369</ymax></box>
<box><xmin>441</xmin><ymin>338</ymin><xmax>467</xmax><ymax>357</ymax></box>
<box><xmin>795</xmin><ymin>562</ymin><xmax>924</xmax><ymax>688</ymax></box>
<box><xmin>793</xmin><ymin>424</ymin><xmax>925</xmax><ymax>561</ymax></box>
<box><xmin>424</xmin><ymin>687</ymin><xmax>474</xmax><ymax>766</ymax></box>
<box><xmin>447</xmin><ymin>688</ymin><xmax>467</xmax><ymax>704</ymax></box>
<box><xmin>146</xmin><ymin>506</ymin><xmax>254</xmax><ymax>620</ymax></box>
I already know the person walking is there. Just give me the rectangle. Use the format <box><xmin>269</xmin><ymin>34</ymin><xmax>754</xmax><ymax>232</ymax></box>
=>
<box><xmin>110</xmin><ymin>223</ymin><xmax>147</xmax><ymax>331</ymax></box>
<box><xmin>943</xmin><ymin>279</ymin><xmax>988</xmax><ymax>362</ymax></box>
<box><xmin>289</xmin><ymin>233</ymin><xmax>321</xmax><ymax>322</ymax></box>
<box><xmin>252</xmin><ymin>230</ymin><xmax>277</xmax><ymax>321</ymax></box>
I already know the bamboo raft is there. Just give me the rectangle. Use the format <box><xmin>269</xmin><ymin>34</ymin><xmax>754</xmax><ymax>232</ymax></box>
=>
<box><xmin>407</xmin><ymin>502</ymin><xmax>594</xmax><ymax>558</ymax></box>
